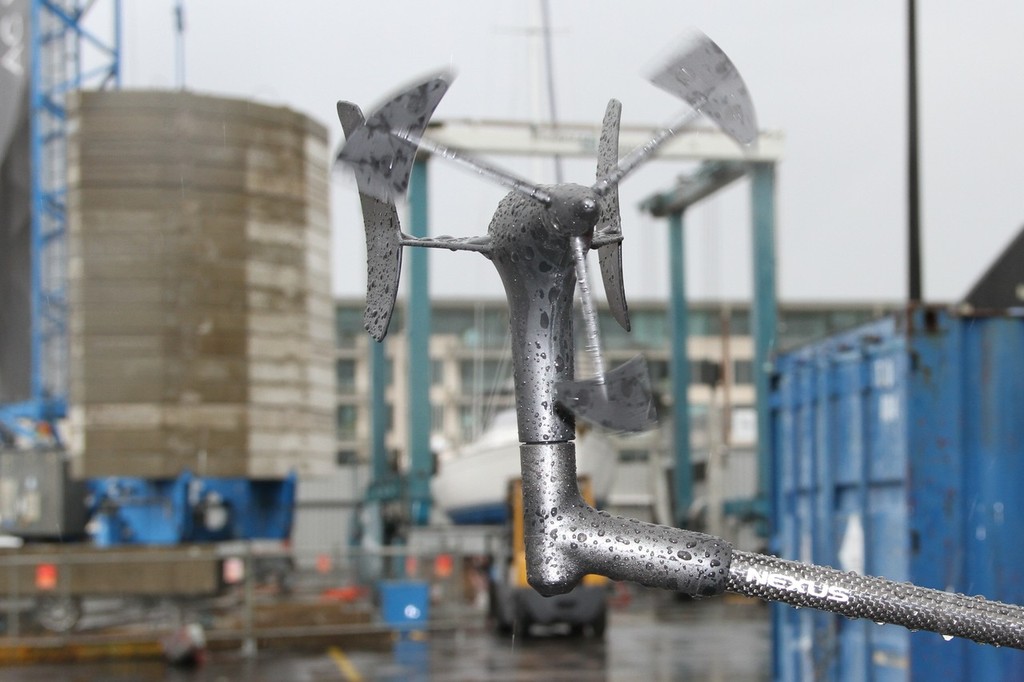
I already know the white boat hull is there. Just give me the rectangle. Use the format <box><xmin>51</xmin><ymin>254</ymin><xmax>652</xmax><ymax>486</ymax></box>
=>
<box><xmin>431</xmin><ymin>412</ymin><xmax>617</xmax><ymax>525</ymax></box>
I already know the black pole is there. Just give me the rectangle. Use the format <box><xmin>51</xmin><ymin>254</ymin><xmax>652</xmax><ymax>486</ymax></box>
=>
<box><xmin>907</xmin><ymin>0</ymin><xmax>922</xmax><ymax>303</ymax></box>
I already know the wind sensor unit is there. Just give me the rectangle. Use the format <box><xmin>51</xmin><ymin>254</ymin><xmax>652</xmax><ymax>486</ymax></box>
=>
<box><xmin>337</xmin><ymin>29</ymin><xmax>1024</xmax><ymax>650</ymax></box>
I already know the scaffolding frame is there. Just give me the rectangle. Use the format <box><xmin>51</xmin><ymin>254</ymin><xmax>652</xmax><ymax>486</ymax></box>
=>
<box><xmin>21</xmin><ymin>0</ymin><xmax>120</xmax><ymax>427</ymax></box>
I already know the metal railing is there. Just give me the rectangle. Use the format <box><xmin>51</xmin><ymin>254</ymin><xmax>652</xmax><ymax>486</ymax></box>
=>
<box><xmin>0</xmin><ymin>542</ymin><xmax>490</xmax><ymax>652</ymax></box>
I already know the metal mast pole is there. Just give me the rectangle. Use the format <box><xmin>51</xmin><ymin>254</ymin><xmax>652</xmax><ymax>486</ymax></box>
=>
<box><xmin>907</xmin><ymin>0</ymin><xmax>922</xmax><ymax>303</ymax></box>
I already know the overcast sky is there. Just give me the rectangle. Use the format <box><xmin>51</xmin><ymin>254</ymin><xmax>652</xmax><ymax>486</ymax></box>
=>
<box><xmin>118</xmin><ymin>1</ymin><xmax>1024</xmax><ymax>305</ymax></box>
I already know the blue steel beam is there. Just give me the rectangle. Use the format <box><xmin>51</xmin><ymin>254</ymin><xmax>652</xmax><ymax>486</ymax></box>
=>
<box><xmin>641</xmin><ymin>160</ymin><xmax>778</xmax><ymax>533</ymax></box>
<box><xmin>407</xmin><ymin>159</ymin><xmax>432</xmax><ymax>525</ymax></box>
<box><xmin>640</xmin><ymin>160</ymin><xmax>751</xmax><ymax>528</ymax></box>
<box><xmin>667</xmin><ymin>210</ymin><xmax>692</xmax><ymax>527</ymax></box>
<box><xmin>749</xmin><ymin>162</ymin><xmax>777</xmax><ymax>526</ymax></box>
<box><xmin>370</xmin><ymin>341</ymin><xmax>389</xmax><ymax>483</ymax></box>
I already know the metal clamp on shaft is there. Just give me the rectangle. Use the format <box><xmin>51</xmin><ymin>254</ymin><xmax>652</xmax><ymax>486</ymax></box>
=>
<box><xmin>519</xmin><ymin>441</ymin><xmax>732</xmax><ymax>598</ymax></box>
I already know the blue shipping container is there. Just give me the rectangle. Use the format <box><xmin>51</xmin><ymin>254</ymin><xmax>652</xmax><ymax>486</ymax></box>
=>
<box><xmin>771</xmin><ymin>309</ymin><xmax>1024</xmax><ymax>681</ymax></box>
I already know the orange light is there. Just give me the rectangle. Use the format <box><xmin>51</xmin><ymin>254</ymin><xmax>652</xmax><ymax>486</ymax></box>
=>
<box><xmin>35</xmin><ymin>563</ymin><xmax>58</xmax><ymax>590</ymax></box>
<box><xmin>434</xmin><ymin>554</ymin><xmax>453</xmax><ymax>578</ymax></box>
<box><xmin>222</xmin><ymin>557</ymin><xmax>245</xmax><ymax>584</ymax></box>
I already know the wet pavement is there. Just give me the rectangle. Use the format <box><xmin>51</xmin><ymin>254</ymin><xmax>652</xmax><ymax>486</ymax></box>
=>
<box><xmin>4</xmin><ymin>592</ymin><xmax>770</xmax><ymax>681</ymax></box>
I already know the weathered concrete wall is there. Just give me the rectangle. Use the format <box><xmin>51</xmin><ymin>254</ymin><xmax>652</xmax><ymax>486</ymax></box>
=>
<box><xmin>0</xmin><ymin>95</ymin><xmax>31</xmax><ymax>404</ymax></box>
<box><xmin>66</xmin><ymin>90</ymin><xmax>334</xmax><ymax>479</ymax></box>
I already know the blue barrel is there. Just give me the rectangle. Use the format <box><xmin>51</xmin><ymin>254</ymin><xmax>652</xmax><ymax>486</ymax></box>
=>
<box><xmin>380</xmin><ymin>580</ymin><xmax>430</xmax><ymax>631</ymax></box>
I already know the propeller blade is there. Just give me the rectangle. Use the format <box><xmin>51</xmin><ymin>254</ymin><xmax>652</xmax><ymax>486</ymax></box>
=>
<box><xmin>555</xmin><ymin>355</ymin><xmax>657</xmax><ymax>432</ymax></box>
<box><xmin>336</xmin><ymin>71</ymin><xmax>454</xmax><ymax>202</ymax></box>
<box><xmin>593</xmin><ymin>29</ymin><xmax>757</xmax><ymax>193</ymax></box>
<box><xmin>337</xmin><ymin>69</ymin><xmax>551</xmax><ymax>205</ymax></box>
<box><xmin>647</xmin><ymin>28</ymin><xmax>758</xmax><ymax>146</ymax></box>
<box><xmin>594</xmin><ymin>99</ymin><xmax>630</xmax><ymax>332</ymax></box>
<box><xmin>337</xmin><ymin>102</ymin><xmax>403</xmax><ymax>341</ymax></box>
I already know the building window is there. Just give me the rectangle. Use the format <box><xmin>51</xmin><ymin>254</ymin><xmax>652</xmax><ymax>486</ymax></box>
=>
<box><xmin>458</xmin><ymin>405</ymin><xmax>492</xmax><ymax>442</ymax></box>
<box><xmin>431</xmin><ymin>404</ymin><xmax>445</xmax><ymax>433</ymax></box>
<box><xmin>619</xmin><ymin>449</ymin><xmax>650</xmax><ymax>463</ymax></box>
<box><xmin>828</xmin><ymin>309</ymin><xmax>876</xmax><ymax>332</ymax></box>
<box><xmin>467</xmin><ymin>308</ymin><xmax>510</xmax><ymax>348</ymax></box>
<box><xmin>733</xmin><ymin>359</ymin><xmax>754</xmax><ymax>385</ymax></box>
<box><xmin>689</xmin><ymin>308</ymin><xmax>750</xmax><ymax>336</ymax></box>
<box><xmin>336</xmin><ymin>450</ymin><xmax>359</xmax><ymax>465</ymax></box>
<box><xmin>778</xmin><ymin>311</ymin><xmax>829</xmax><ymax>347</ymax></box>
<box><xmin>335</xmin><ymin>305</ymin><xmax>364</xmax><ymax>348</ymax></box>
<box><xmin>688</xmin><ymin>309</ymin><xmax>721</xmax><ymax>337</ymax></box>
<box><xmin>588</xmin><ymin>308</ymin><xmax>668</xmax><ymax>350</ymax></box>
<box><xmin>689</xmin><ymin>359</ymin><xmax>722</xmax><ymax>386</ymax></box>
<box><xmin>459</xmin><ymin>358</ymin><xmax>512</xmax><ymax>395</ymax></box>
<box><xmin>336</xmin><ymin>359</ymin><xmax>356</xmax><ymax>393</ymax></box>
<box><xmin>433</xmin><ymin>305</ymin><xmax>509</xmax><ymax>348</ymax></box>
<box><xmin>336</xmin><ymin>404</ymin><xmax>358</xmax><ymax>440</ymax></box>
<box><xmin>729</xmin><ymin>310</ymin><xmax>751</xmax><ymax>336</ymax></box>
<box><xmin>436</xmin><ymin>309</ymin><xmax>473</xmax><ymax>333</ymax></box>
<box><xmin>646</xmin><ymin>359</ymin><xmax>670</xmax><ymax>393</ymax></box>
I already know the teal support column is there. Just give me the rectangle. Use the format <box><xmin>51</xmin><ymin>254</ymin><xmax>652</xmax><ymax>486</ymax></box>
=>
<box><xmin>750</xmin><ymin>162</ymin><xmax>778</xmax><ymax>530</ymax></box>
<box><xmin>370</xmin><ymin>340</ymin><xmax>388</xmax><ymax>482</ymax></box>
<box><xmin>407</xmin><ymin>159</ymin><xmax>432</xmax><ymax>525</ymax></box>
<box><xmin>668</xmin><ymin>210</ymin><xmax>692</xmax><ymax>527</ymax></box>
<box><xmin>363</xmin><ymin>338</ymin><xmax>390</xmax><ymax>574</ymax></box>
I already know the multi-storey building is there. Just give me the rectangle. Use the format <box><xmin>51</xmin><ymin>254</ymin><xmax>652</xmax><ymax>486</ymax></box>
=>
<box><xmin>334</xmin><ymin>298</ymin><xmax>897</xmax><ymax>466</ymax></box>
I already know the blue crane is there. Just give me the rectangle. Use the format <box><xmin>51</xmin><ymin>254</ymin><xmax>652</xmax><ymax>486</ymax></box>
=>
<box><xmin>0</xmin><ymin>0</ymin><xmax>121</xmax><ymax>445</ymax></box>
<box><xmin>0</xmin><ymin>4</ymin><xmax>296</xmax><ymax>548</ymax></box>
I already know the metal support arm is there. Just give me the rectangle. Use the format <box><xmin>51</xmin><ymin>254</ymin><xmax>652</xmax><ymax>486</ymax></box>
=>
<box><xmin>519</xmin><ymin>441</ymin><xmax>1024</xmax><ymax>649</ymax></box>
<box><xmin>728</xmin><ymin>551</ymin><xmax>1024</xmax><ymax>649</ymax></box>
<box><xmin>520</xmin><ymin>441</ymin><xmax>732</xmax><ymax>598</ymax></box>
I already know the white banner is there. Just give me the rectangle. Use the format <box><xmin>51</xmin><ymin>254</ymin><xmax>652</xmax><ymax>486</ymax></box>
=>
<box><xmin>0</xmin><ymin>0</ymin><xmax>27</xmax><ymax>157</ymax></box>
